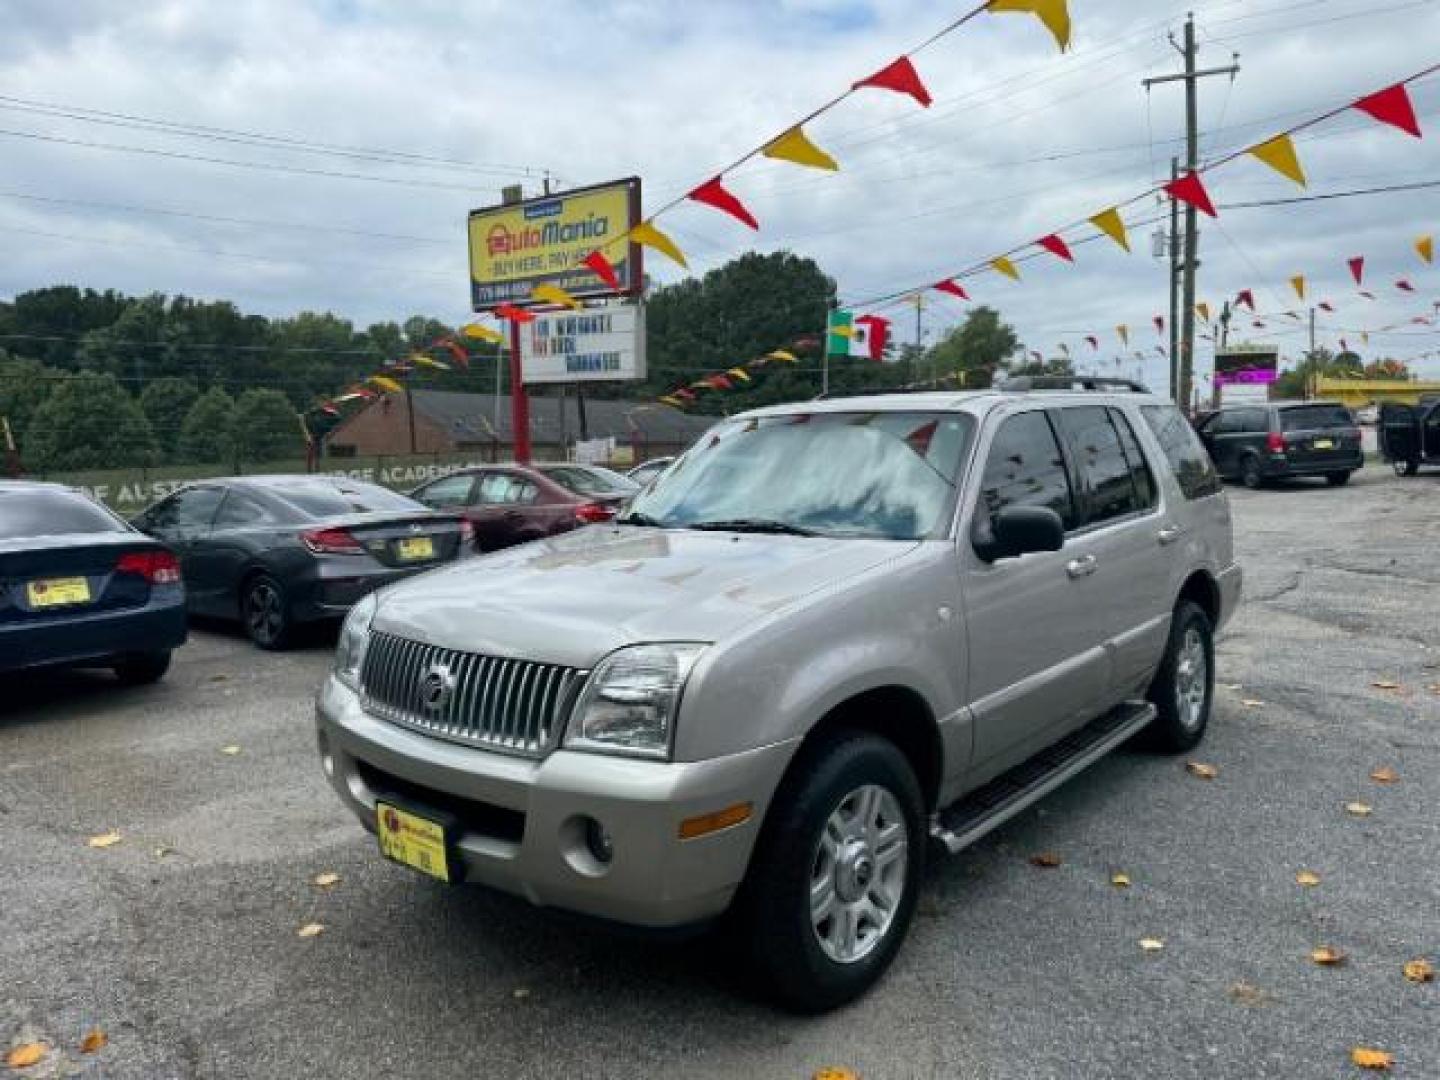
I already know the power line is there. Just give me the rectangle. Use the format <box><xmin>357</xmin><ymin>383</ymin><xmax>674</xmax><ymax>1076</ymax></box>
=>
<box><xmin>1216</xmin><ymin>178</ymin><xmax>1440</xmax><ymax>207</ymax></box>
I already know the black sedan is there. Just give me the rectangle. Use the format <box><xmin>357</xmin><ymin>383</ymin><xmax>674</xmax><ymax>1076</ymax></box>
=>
<box><xmin>1</xmin><ymin>480</ymin><xmax>187</xmax><ymax>684</ymax></box>
<box><xmin>131</xmin><ymin>475</ymin><xmax>470</xmax><ymax>649</ymax></box>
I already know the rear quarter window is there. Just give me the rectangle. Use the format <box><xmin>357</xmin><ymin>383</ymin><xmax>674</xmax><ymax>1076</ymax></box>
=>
<box><xmin>1141</xmin><ymin>405</ymin><xmax>1223</xmax><ymax>500</ymax></box>
<box><xmin>0</xmin><ymin>488</ymin><xmax>128</xmax><ymax>539</ymax></box>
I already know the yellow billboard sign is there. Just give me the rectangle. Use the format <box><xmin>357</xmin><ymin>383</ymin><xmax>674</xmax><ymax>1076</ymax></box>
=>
<box><xmin>468</xmin><ymin>177</ymin><xmax>641</xmax><ymax>310</ymax></box>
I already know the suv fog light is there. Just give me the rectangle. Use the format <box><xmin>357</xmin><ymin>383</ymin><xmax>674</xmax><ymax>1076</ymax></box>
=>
<box><xmin>585</xmin><ymin>818</ymin><xmax>614</xmax><ymax>864</ymax></box>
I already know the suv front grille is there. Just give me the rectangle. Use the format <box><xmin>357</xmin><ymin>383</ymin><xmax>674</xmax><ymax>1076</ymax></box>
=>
<box><xmin>359</xmin><ymin>631</ymin><xmax>585</xmax><ymax>757</ymax></box>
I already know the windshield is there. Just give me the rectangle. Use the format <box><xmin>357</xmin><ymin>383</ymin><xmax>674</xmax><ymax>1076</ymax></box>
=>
<box><xmin>0</xmin><ymin>488</ymin><xmax>127</xmax><ymax>539</ymax></box>
<box><xmin>1281</xmin><ymin>405</ymin><xmax>1353</xmax><ymax>431</ymax></box>
<box><xmin>270</xmin><ymin>480</ymin><xmax>422</xmax><ymax>517</ymax></box>
<box><xmin>626</xmin><ymin>411</ymin><xmax>974</xmax><ymax>540</ymax></box>
<box><xmin>541</xmin><ymin>465</ymin><xmax>639</xmax><ymax>495</ymax></box>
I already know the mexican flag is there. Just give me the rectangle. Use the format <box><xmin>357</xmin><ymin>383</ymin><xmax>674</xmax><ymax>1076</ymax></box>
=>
<box><xmin>826</xmin><ymin>310</ymin><xmax>889</xmax><ymax>361</ymax></box>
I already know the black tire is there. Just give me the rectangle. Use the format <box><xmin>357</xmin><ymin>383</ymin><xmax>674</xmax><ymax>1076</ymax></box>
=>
<box><xmin>113</xmin><ymin>650</ymin><xmax>171</xmax><ymax>686</ymax></box>
<box><xmin>1394</xmin><ymin>458</ymin><xmax>1420</xmax><ymax>478</ymax></box>
<box><xmin>241</xmin><ymin>573</ymin><xmax>293</xmax><ymax>650</ymax></box>
<box><xmin>731</xmin><ymin>732</ymin><xmax>925</xmax><ymax>1014</ymax></box>
<box><xmin>1143</xmin><ymin>600</ymin><xmax>1215</xmax><ymax>753</ymax></box>
<box><xmin>1325</xmin><ymin>471</ymin><xmax>1352</xmax><ymax>487</ymax></box>
<box><xmin>1239</xmin><ymin>454</ymin><xmax>1264</xmax><ymax>490</ymax></box>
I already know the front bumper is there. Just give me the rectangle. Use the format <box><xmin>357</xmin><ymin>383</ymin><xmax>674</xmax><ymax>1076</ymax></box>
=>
<box><xmin>315</xmin><ymin>675</ymin><xmax>797</xmax><ymax>928</ymax></box>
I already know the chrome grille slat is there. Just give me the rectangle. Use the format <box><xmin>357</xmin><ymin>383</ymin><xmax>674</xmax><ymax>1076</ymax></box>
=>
<box><xmin>359</xmin><ymin>632</ymin><xmax>580</xmax><ymax>757</ymax></box>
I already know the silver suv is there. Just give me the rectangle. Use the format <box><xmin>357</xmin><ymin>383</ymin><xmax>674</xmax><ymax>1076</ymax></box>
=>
<box><xmin>316</xmin><ymin>383</ymin><xmax>1241</xmax><ymax>1011</ymax></box>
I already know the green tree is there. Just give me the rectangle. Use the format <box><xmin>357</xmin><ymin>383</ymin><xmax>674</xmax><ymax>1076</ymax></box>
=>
<box><xmin>232</xmin><ymin>389</ymin><xmax>303</xmax><ymax>463</ymax></box>
<box><xmin>140</xmin><ymin>377</ymin><xmax>200</xmax><ymax>459</ymax></box>
<box><xmin>1274</xmin><ymin>346</ymin><xmax>1340</xmax><ymax>399</ymax></box>
<box><xmin>23</xmin><ymin>372</ymin><xmax>157</xmax><ymax>470</ymax></box>
<box><xmin>178</xmin><ymin>387</ymin><xmax>236</xmax><ymax>464</ymax></box>
<box><xmin>0</xmin><ymin>351</ymin><xmax>63</xmax><ymax>449</ymax></box>
<box><xmin>923</xmin><ymin>306</ymin><xmax>1019</xmax><ymax>388</ymax></box>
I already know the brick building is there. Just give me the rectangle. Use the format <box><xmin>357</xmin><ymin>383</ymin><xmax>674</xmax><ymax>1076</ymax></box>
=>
<box><xmin>324</xmin><ymin>389</ymin><xmax>713</xmax><ymax>464</ymax></box>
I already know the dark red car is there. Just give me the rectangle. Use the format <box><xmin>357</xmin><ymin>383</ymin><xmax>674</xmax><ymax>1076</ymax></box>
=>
<box><xmin>409</xmin><ymin>464</ymin><xmax>634</xmax><ymax>553</ymax></box>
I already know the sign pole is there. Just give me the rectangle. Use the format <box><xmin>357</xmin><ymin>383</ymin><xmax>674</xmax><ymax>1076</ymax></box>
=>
<box><xmin>509</xmin><ymin>319</ymin><xmax>531</xmax><ymax>464</ymax></box>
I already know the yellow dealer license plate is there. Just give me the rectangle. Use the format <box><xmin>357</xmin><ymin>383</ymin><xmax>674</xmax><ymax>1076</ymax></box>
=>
<box><xmin>396</xmin><ymin>536</ymin><xmax>435</xmax><ymax>561</ymax></box>
<box><xmin>376</xmin><ymin>802</ymin><xmax>452</xmax><ymax>882</ymax></box>
<box><xmin>27</xmin><ymin>576</ymin><xmax>92</xmax><ymax>607</ymax></box>
<box><xmin>1313</xmin><ymin>438</ymin><xmax>1334</xmax><ymax>450</ymax></box>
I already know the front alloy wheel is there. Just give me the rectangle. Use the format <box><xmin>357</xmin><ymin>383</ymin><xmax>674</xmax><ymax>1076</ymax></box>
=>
<box><xmin>810</xmin><ymin>784</ymin><xmax>909</xmax><ymax>965</ymax></box>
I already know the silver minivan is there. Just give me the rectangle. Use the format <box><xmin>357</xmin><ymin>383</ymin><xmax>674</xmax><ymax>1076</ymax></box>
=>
<box><xmin>316</xmin><ymin>382</ymin><xmax>1241</xmax><ymax>1011</ymax></box>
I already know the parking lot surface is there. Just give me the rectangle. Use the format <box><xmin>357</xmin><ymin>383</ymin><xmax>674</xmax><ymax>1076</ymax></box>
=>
<box><xmin>4</xmin><ymin>469</ymin><xmax>1437</xmax><ymax>1079</ymax></box>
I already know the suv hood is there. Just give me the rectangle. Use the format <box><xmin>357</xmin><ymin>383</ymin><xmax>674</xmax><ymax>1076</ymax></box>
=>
<box><xmin>372</xmin><ymin>525</ymin><xmax>919</xmax><ymax>669</ymax></box>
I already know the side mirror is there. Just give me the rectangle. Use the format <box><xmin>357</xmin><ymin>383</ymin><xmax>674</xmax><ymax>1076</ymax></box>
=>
<box><xmin>974</xmin><ymin>506</ymin><xmax>1065</xmax><ymax>563</ymax></box>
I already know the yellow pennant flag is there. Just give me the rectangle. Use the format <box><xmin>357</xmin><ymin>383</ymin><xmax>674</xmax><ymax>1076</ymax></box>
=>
<box><xmin>1089</xmin><ymin>207</ymin><xmax>1131</xmax><ymax>252</ymax></box>
<box><xmin>991</xmin><ymin>256</ymin><xmax>1021</xmax><ymax>282</ymax></box>
<box><xmin>987</xmin><ymin>0</ymin><xmax>1072</xmax><ymax>52</ymax></box>
<box><xmin>368</xmin><ymin>375</ymin><xmax>403</xmax><ymax>393</ymax></box>
<box><xmin>762</xmin><ymin>126</ymin><xmax>839</xmax><ymax>172</ymax></box>
<box><xmin>1291</xmin><ymin>275</ymin><xmax>1306</xmax><ymax>300</ymax></box>
<box><xmin>1116</xmin><ymin>324</ymin><xmax>1129</xmax><ymax>346</ymax></box>
<box><xmin>727</xmin><ymin>367</ymin><xmax>752</xmax><ymax>382</ymax></box>
<box><xmin>461</xmin><ymin>323</ymin><xmax>503</xmax><ymax>344</ymax></box>
<box><xmin>1196</xmin><ymin>302</ymin><xmax>1211</xmax><ymax>323</ymax></box>
<box><xmin>631</xmin><ymin>221</ymin><xmax>687</xmax><ymax>270</ymax></box>
<box><xmin>766</xmin><ymin>349</ymin><xmax>798</xmax><ymax>363</ymax></box>
<box><xmin>1417</xmin><ymin>234</ymin><xmax>1434</xmax><ymax>264</ymax></box>
<box><xmin>413</xmin><ymin>355</ymin><xmax>450</xmax><ymax>371</ymax></box>
<box><xmin>531</xmin><ymin>283</ymin><xmax>582</xmax><ymax>310</ymax></box>
<box><xmin>659</xmin><ymin>395</ymin><xmax>685</xmax><ymax>408</ymax></box>
<box><xmin>1248</xmin><ymin>134</ymin><xmax>1307</xmax><ymax>188</ymax></box>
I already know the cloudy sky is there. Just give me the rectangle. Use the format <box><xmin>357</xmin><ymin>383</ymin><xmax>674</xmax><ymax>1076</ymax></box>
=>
<box><xmin>2</xmin><ymin>0</ymin><xmax>1437</xmax><ymax>390</ymax></box>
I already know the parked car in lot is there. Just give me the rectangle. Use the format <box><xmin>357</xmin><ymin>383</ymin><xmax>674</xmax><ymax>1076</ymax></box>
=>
<box><xmin>1</xmin><ymin>480</ymin><xmax>186</xmax><ymax>683</ymax></box>
<box><xmin>625</xmin><ymin>456</ymin><xmax>675</xmax><ymax>487</ymax></box>
<box><xmin>534</xmin><ymin>463</ymin><xmax>640</xmax><ymax>505</ymax></box>
<box><xmin>409</xmin><ymin>464</ymin><xmax>626</xmax><ymax>553</ymax></box>
<box><xmin>1379</xmin><ymin>396</ymin><xmax>1440</xmax><ymax>476</ymax></box>
<box><xmin>1195</xmin><ymin>400</ymin><xmax>1363</xmax><ymax>488</ymax></box>
<box><xmin>316</xmin><ymin>380</ymin><xmax>1240</xmax><ymax>1011</ymax></box>
<box><xmin>131</xmin><ymin>476</ymin><xmax>469</xmax><ymax>649</ymax></box>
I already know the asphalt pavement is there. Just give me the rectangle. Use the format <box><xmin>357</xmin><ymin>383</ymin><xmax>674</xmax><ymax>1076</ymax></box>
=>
<box><xmin>3</xmin><ymin>468</ymin><xmax>1437</xmax><ymax>1079</ymax></box>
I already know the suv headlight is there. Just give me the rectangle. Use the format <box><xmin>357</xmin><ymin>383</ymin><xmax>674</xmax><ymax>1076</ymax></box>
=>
<box><xmin>334</xmin><ymin>592</ymin><xmax>377</xmax><ymax>691</ymax></box>
<box><xmin>565</xmin><ymin>644</ymin><xmax>707</xmax><ymax>760</ymax></box>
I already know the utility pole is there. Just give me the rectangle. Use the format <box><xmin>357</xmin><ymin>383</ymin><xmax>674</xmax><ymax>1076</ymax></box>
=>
<box><xmin>1168</xmin><ymin>157</ymin><xmax>1181</xmax><ymax>402</ymax></box>
<box><xmin>1144</xmin><ymin>13</ymin><xmax>1239</xmax><ymax>414</ymax></box>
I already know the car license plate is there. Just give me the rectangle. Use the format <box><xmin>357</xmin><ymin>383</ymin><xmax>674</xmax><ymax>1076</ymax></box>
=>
<box><xmin>26</xmin><ymin>576</ymin><xmax>92</xmax><ymax>607</ymax></box>
<box><xmin>1313</xmin><ymin>438</ymin><xmax>1335</xmax><ymax>450</ymax></box>
<box><xmin>396</xmin><ymin>536</ymin><xmax>435</xmax><ymax>561</ymax></box>
<box><xmin>376</xmin><ymin>802</ymin><xmax>452</xmax><ymax>882</ymax></box>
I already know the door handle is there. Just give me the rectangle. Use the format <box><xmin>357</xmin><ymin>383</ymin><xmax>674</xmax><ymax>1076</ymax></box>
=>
<box><xmin>1066</xmin><ymin>555</ymin><xmax>1098</xmax><ymax>579</ymax></box>
<box><xmin>1157</xmin><ymin>524</ymin><xmax>1186</xmax><ymax>546</ymax></box>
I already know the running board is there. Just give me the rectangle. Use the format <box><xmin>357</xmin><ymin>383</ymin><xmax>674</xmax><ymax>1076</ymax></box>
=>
<box><xmin>929</xmin><ymin>701</ymin><xmax>1156</xmax><ymax>855</ymax></box>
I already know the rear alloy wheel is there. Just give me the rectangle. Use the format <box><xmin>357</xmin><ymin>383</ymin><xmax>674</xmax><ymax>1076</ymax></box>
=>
<box><xmin>732</xmin><ymin>732</ymin><xmax>924</xmax><ymax>1013</ymax></box>
<box><xmin>1144</xmin><ymin>600</ymin><xmax>1215</xmax><ymax>753</ymax></box>
<box><xmin>1394</xmin><ymin>458</ymin><xmax>1420</xmax><ymax>478</ymax></box>
<box><xmin>1325</xmin><ymin>471</ymin><xmax>1352</xmax><ymax>487</ymax></box>
<box><xmin>242</xmin><ymin>574</ymin><xmax>293</xmax><ymax>650</ymax></box>
<box><xmin>113</xmin><ymin>650</ymin><xmax>172</xmax><ymax>686</ymax></box>
<box><xmin>1239</xmin><ymin>454</ymin><xmax>1264</xmax><ymax>490</ymax></box>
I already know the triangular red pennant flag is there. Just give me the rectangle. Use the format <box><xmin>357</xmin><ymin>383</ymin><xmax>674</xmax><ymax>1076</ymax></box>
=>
<box><xmin>933</xmin><ymin>279</ymin><xmax>969</xmax><ymax>301</ymax></box>
<box><xmin>1396</xmin><ymin>279</ymin><xmax>1416</xmax><ymax>292</ymax></box>
<box><xmin>439</xmin><ymin>338</ymin><xmax>469</xmax><ymax>368</ymax></box>
<box><xmin>1036</xmin><ymin>233</ymin><xmax>1074</xmax><ymax>262</ymax></box>
<box><xmin>1236</xmin><ymin>289</ymin><xmax>1255</xmax><ymax>311</ymax></box>
<box><xmin>583</xmin><ymin>250</ymin><xmax>620</xmax><ymax>291</ymax></box>
<box><xmin>1347</xmin><ymin>256</ymin><xmax>1365</xmax><ymax>286</ymax></box>
<box><xmin>1153</xmin><ymin>315</ymin><xmax>1165</xmax><ymax>334</ymax></box>
<box><xmin>707</xmin><ymin>373</ymin><xmax>733</xmax><ymax>390</ymax></box>
<box><xmin>1164</xmin><ymin>170</ymin><xmax>1217</xmax><ymax>217</ymax></box>
<box><xmin>1085</xmin><ymin>335</ymin><xmax>1099</xmax><ymax>350</ymax></box>
<box><xmin>687</xmin><ymin>177</ymin><xmax>759</xmax><ymax>230</ymax></box>
<box><xmin>1359</xmin><ymin>290</ymin><xmax>1376</xmax><ymax>300</ymax></box>
<box><xmin>320</xmin><ymin>404</ymin><xmax>340</xmax><ymax>416</ymax></box>
<box><xmin>1353</xmin><ymin>83</ymin><xmax>1422</xmax><ymax>139</ymax></box>
<box><xmin>1029</xmin><ymin>350</ymin><xmax>1042</xmax><ymax>362</ymax></box>
<box><xmin>1340</xmin><ymin>338</ymin><xmax>1348</xmax><ymax>352</ymax></box>
<box><xmin>495</xmin><ymin>303</ymin><xmax>537</xmax><ymax>324</ymax></box>
<box><xmin>1318</xmin><ymin>302</ymin><xmax>1334</xmax><ymax>313</ymax></box>
<box><xmin>853</xmin><ymin>56</ymin><xmax>932</xmax><ymax>108</ymax></box>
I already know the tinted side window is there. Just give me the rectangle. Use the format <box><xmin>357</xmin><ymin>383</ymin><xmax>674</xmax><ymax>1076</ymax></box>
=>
<box><xmin>415</xmin><ymin>474</ymin><xmax>475</xmax><ymax>507</ymax></box>
<box><xmin>1141</xmin><ymin>404</ymin><xmax>1223</xmax><ymax>499</ymax></box>
<box><xmin>1110</xmin><ymin>408</ymin><xmax>1158</xmax><ymax>510</ymax></box>
<box><xmin>1235</xmin><ymin>408</ymin><xmax>1269</xmax><ymax>434</ymax></box>
<box><xmin>150</xmin><ymin>487</ymin><xmax>224</xmax><ymax>531</ymax></box>
<box><xmin>977</xmin><ymin>411</ymin><xmax>1077</xmax><ymax>531</ymax></box>
<box><xmin>214</xmin><ymin>491</ymin><xmax>272</xmax><ymax>528</ymax></box>
<box><xmin>1054</xmin><ymin>406</ymin><xmax>1144</xmax><ymax>527</ymax></box>
<box><xmin>1281</xmin><ymin>405</ymin><xmax>1353</xmax><ymax>431</ymax></box>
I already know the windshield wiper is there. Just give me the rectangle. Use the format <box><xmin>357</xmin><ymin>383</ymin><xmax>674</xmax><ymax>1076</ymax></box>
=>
<box><xmin>688</xmin><ymin>518</ymin><xmax>821</xmax><ymax>537</ymax></box>
<box><xmin>617</xmin><ymin>511</ymin><xmax>670</xmax><ymax>528</ymax></box>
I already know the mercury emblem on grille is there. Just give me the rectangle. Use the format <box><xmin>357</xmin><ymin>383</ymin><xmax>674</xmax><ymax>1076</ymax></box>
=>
<box><xmin>417</xmin><ymin>662</ymin><xmax>456</xmax><ymax>712</ymax></box>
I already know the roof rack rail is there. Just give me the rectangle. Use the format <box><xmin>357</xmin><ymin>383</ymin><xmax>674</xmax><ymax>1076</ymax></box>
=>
<box><xmin>998</xmin><ymin>375</ymin><xmax>1151</xmax><ymax>394</ymax></box>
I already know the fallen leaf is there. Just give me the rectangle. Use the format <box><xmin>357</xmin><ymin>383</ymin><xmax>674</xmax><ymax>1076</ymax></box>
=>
<box><xmin>1310</xmin><ymin>946</ymin><xmax>1347</xmax><ymax>966</ymax></box>
<box><xmin>208</xmin><ymin>673</ymin><xmax>229</xmax><ymax>682</ymax></box>
<box><xmin>87</xmin><ymin>830</ymin><xmax>122</xmax><ymax>849</ymax></box>
<box><xmin>1111</xmin><ymin>872</ymin><xmax>1131</xmax><ymax>888</ymax></box>
<box><xmin>312</xmin><ymin>872</ymin><xmax>341</xmax><ymax>888</ymax></box>
<box><xmin>1370</xmin><ymin>767</ymin><xmax>1400</xmax><ymax>784</ymax></box>
<box><xmin>1404</xmin><ymin>958</ymin><xmax>1434</xmax><ymax>983</ymax></box>
<box><xmin>1345</xmin><ymin>802</ymin><xmax>1373</xmax><ymax>818</ymax></box>
<box><xmin>512</xmin><ymin>987</ymin><xmax>531</xmax><ymax>1000</ymax></box>
<box><xmin>1028</xmin><ymin>852</ymin><xmax>1061</xmax><ymax>868</ymax></box>
<box><xmin>220</xmin><ymin>745</ymin><xmax>241</xmax><ymax>756</ymax></box>
<box><xmin>1296</xmin><ymin>870</ymin><xmax>1321</xmax><ymax>887</ymax></box>
<box><xmin>813</xmin><ymin>1070</ymin><xmax>860</xmax><ymax>1080</ymax></box>
<box><xmin>1427</xmin><ymin>683</ymin><xmax>1440</xmax><ymax>695</ymax></box>
<box><xmin>154</xmin><ymin>846</ymin><xmax>173</xmax><ymax>858</ymax></box>
<box><xmin>1228</xmin><ymin>981</ymin><xmax>1270</xmax><ymax>1006</ymax></box>
<box><xmin>4</xmin><ymin>1043</ymin><xmax>45</xmax><ymax>1069</ymax></box>
<box><xmin>1240</xmin><ymin>699</ymin><xmax>1264</xmax><ymax>709</ymax></box>
<box><xmin>1186</xmin><ymin>761</ymin><xmax>1219</xmax><ymax>780</ymax></box>
<box><xmin>297</xmin><ymin>923</ymin><xmax>325</xmax><ymax>939</ymax></box>
<box><xmin>1139</xmin><ymin>938</ymin><xmax>1165</xmax><ymax>952</ymax></box>
<box><xmin>79</xmin><ymin>1028</ymin><xmax>107</xmax><ymax>1054</ymax></box>
<box><xmin>1350</xmin><ymin>1047</ymin><xmax>1394</xmax><ymax>1070</ymax></box>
